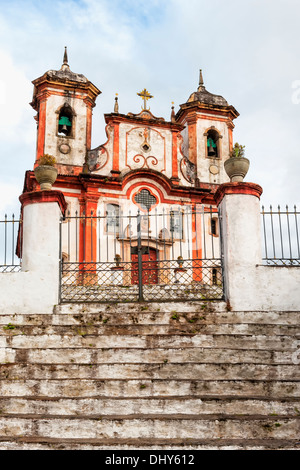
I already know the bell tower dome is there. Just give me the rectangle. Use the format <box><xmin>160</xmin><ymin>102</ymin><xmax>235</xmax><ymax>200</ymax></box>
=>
<box><xmin>175</xmin><ymin>70</ymin><xmax>239</xmax><ymax>185</ymax></box>
<box><xmin>30</xmin><ymin>48</ymin><xmax>101</xmax><ymax>175</ymax></box>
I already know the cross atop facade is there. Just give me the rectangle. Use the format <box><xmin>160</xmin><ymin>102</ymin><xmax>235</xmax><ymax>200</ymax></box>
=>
<box><xmin>137</xmin><ymin>88</ymin><xmax>153</xmax><ymax>110</ymax></box>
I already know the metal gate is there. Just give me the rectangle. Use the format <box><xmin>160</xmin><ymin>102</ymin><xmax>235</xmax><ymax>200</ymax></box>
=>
<box><xmin>59</xmin><ymin>206</ymin><xmax>224</xmax><ymax>303</ymax></box>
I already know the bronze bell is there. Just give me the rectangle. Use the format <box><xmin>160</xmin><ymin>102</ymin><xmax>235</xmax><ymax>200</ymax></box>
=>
<box><xmin>208</xmin><ymin>144</ymin><xmax>216</xmax><ymax>156</ymax></box>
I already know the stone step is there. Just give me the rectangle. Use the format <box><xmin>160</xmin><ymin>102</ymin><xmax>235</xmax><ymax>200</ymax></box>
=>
<box><xmin>1</xmin><ymin>334</ymin><xmax>299</xmax><ymax>351</ymax></box>
<box><xmin>0</xmin><ymin>379</ymin><xmax>299</xmax><ymax>398</ymax></box>
<box><xmin>0</xmin><ymin>437</ymin><xmax>299</xmax><ymax>451</ymax></box>
<box><xmin>1</xmin><ymin>347</ymin><xmax>299</xmax><ymax>365</ymax></box>
<box><xmin>1</xmin><ymin>309</ymin><xmax>299</xmax><ymax>326</ymax></box>
<box><xmin>0</xmin><ymin>415</ymin><xmax>299</xmax><ymax>440</ymax></box>
<box><xmin>1</xmin><ymin>396</ymin><xmax>300</xmax><ymax>417</ymax></box>
<box><xmin>1</xmin><ymin>323</ymin><xmax>300</xmax><ymax>336</ymax></box>
<box><xmin>1</xmin><ymin>363</ymin><xmax>299</xmax><ymax>381</ymax></box>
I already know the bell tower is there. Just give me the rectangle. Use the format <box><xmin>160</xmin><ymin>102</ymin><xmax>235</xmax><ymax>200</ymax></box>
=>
<box><xmin>30</xmin><ymin>48</ymin><xmax>101</xmax><ymax>174</ymax></box>
<box><xmin>176</xmin><ymin>70</ymin><xmax>239</xmax><ymax>185</ymax></box>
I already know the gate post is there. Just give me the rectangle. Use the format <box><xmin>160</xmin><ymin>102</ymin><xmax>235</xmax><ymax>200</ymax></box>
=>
<box><xmin>215</xmin><ymin>182</ymin><xmax>263</xmax><ymax>310</ymax></box>
<box><xmin>19</xmin><ymin>190</ymin><xmax>67</xmax><ymax>311</ymax></box>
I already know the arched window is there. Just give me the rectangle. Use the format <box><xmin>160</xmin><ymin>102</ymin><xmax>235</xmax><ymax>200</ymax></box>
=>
<box><xmin>170</xmin><ymin>210</ymin><xmax>184</xmax><ymax>240</ymax></box>
<box><xmin>106</xmin><ymin>204</ymin><xmax>120</xmax><ymax>233</ymax></box>
<box><xmin>205</xmin><ymin>128</ymin><xmax>221</xmax><ymax>159</ymax></box>
<box><xmin>210</xmin><ymin>217</ymin><xmax>219</xmax><ymax>237</ymax></box>
<box><xmin>58</xmin><ymin>103</ymin><xmax>74</xmax><ymax>137</ymax></box>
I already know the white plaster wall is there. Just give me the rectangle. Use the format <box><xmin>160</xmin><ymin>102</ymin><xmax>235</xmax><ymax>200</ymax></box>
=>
<box><xmin>220</xmin><ymin>192</ymin><xmax>300</xmax><ymax>311</ymax></box>
<box><xmin>0</xmin><ymin>271</ymin><xmax>59</xmax><ymax>314</ymax></box>
<box><xmin>0</xmin><ymin>201</ymin><xmax>62</xmax><ymax>314</ymax></box>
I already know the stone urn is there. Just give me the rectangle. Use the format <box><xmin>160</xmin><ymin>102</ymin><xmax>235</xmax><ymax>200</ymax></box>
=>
<box><xmin>34</xmin><ymin>154</ymin><xmax>58</xmax><ymax>190</ymax></box>
<box><xmin>224</xmin><ymin>143</ymin><xmax>250</xmax><ymax>182</ymax></box>
<box><xmin>224</xmin><ymin>156</ymin><xmax>250</xmax><ymax>182</ymax></box>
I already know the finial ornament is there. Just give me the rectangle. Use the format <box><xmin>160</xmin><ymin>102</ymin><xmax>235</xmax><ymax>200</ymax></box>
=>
<box><xmin>137</xmin><ymin>88</ymin><xmax>153</xmax><ymax>110</ymax></box>
<box><xmin>61</xmin><ymin>46</ymin><xmax>70</xmax><ymax>71</ymax></box>
<box><xmin>198</xmin><ymin>69</ymin><xmax>205</xmax><ymax>91</ymax></box>
<box><xmin>114</xmin><ymin>93</ymin><xmax>119</xmax><ymax>113</ymax></box>
<box><xmin>63</xmin><ymin>46</ymin><xmax>68</xmax><ymax>65</ymax></box>
<box><xmin>171</xmin><ymin>101</ymin><xmax>175</xmax><ymax>122</ymax></box>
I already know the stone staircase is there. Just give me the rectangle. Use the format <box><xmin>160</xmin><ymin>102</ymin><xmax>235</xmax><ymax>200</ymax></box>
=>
<box><xmin>0</xmin><ymin>301</ymin><xmax>299</xmax><ymax>450</ymax></box>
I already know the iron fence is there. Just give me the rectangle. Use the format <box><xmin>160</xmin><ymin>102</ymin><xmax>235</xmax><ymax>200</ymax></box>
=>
<box><xmin>59</xmin><ymin>206</ymin><xmax>224</xmax><ymax>303</ymax></box>
<box><xmin>0</xmin><ymin>214</ymin><xmax>22</xmax><ymax>272</ymax></box>
<box><xmin>261</xmin><ymin>205</ymin><xmax>300</xmax><ymax>266</ymax></box>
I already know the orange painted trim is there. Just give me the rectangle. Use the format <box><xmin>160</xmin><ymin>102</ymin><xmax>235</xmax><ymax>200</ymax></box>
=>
<box><xmin>172</xmin><ymin>131</ymin><xmax>179</xmax><ymax>179</ymax></box>
<box><xmin>112</xmin><ymin>123</ymin><xmax>120</xmax><ymax>172</ymax></box>
<box><xmin>188</xmin><ymin>121</ymin><xmax>197</xmax><ymax>166</ymax></box>
<box><xmin>36</xmin><ymin>99</ymin><xmax>47</xmax><ymax>164</ymax></box>
<box><xmin>78</xmin><ymin>190</ymin><xmax>100</xmax><ymax>263</ymax></box>
<box><xmin>214</xmin><ymin>182</ymin><xmax>263</xmax><ymax>207</ymax></box>
<box><xmin>191</xmin><ymin>205</ymin><xmax>203</xmax><ymax>281</ymax></box>
<box><xmin>19</xmin><ymin>190</ymin><xmax>67</xmax><ymax>215</ymax></box>
<box><xmin>86</xmin><ymin>105</ymin><xmax>93</xmax><ymax>150</ymax></box>
<box><xmin>228</xmin><ymin>126</ymin><xmax>233</xmax><ymax>151</ymax></box>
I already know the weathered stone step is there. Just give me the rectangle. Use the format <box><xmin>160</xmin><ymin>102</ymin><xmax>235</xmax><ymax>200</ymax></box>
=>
<box><xmin>1</xmin><ymin>363</ymin><xmax>299</xmax><ymax>381</ymax></box>
<box><xmin>0</xmin><ymin>415</ymin><xmax>299</xmax><ymax>440</ymax></box>
<box><xmin>0</xmin><ymin>437</ymin><xmax>299</xmax><ymax>450</ymax></box>
<box><xmin>56</xmin><ymin>301</ymin><xmax>228</xmax><ymax>314</ymax></box>
<box><xmin>1</xmin><ymin>346</ymin><xmax>298</xmax><ymax>365</ymax></box>
<box><xmin>1</xmin><ymin>334</ymin><xmax>298</xmax><ymax>351</ymax></box>
<box><xmin>1</xmin><ymin>309</ymin><xmax>299</xmax><ymax>326</ymax></box>
<box><xmin>2</xmin><ymin>323</ymin><xmax>300</xmax><ymax>337</ymax></box>
<box><xmin>1</xmin><ymin>396</ymin><xmax>300</xmax><ymax>417</ymax></box>
<box><xmin>1</xmin><ymin>379</ymin><xmax>299</xmax><ymax>398</ymax></box>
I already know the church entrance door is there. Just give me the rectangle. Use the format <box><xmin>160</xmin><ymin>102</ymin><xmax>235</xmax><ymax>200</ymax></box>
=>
<box><xmin>131</xmin><ymin>247</ymin><xmax>158</xmax><ymax>285</ymax></box>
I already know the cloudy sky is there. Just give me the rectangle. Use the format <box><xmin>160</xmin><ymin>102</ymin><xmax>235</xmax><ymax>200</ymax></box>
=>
<box><xmin>0</xmin><ymin>0</ymin><xmax>299</xmax><ymax>216</ymax></box>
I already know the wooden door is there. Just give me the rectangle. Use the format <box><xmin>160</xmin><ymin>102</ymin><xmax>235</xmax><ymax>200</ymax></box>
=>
<box><xmin>131</xmin><ymin>248</ymin><xmax>158</xmax><ymax>285</ymax></box>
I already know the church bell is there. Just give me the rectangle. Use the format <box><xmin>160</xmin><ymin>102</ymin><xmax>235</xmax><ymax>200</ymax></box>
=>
<box><xmin>207</xmin><ymin>137</ymin><xmax>217</xmax><ymax>157</ymax></box>
<box><xmin>208</xmin><ymin>144</ymin><xmax>216</xmax><ymax>156</ymax></box>
<box><xmin>59</xmin><ymin>115</ymin><xmax>72</xmax><ymax>135</ymax></box>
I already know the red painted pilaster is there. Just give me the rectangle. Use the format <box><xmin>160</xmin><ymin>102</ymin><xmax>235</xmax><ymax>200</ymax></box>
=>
<box><xmin>111</xmin><ymin>123</ymin><xmax>120</xmax><ymax>176</ymax></box>
<box><xmin>35</xmin><ymin>99</ymin><xmax>47</xmax><ymax>166</ymax></box>
<box><xmin>171</xmin><ymin>130</ymin><xmax>179</xmax><ymax>183</ymax></box>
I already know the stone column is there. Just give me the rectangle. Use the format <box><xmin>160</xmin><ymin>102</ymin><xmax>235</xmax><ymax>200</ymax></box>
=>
<box><xmin>215</xmin><ymin>182</ymin><xmax>263</xmax><ymax>310</ymax></box>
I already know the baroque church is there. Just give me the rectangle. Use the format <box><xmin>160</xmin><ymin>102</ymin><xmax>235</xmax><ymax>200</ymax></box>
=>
<box><xmin>21</xmin><ymin>48</ymin><xmax>239</xmax><ymax>301</ymax></box>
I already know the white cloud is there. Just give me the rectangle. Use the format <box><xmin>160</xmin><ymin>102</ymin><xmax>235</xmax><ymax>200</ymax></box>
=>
<box><xmin>0</xmin><ymin>50</ymin><xmax>32</xmax><ymax>140</ymax></box>
<box><xmin>0</xmin><ymin>0</ymin><xmax>299</xmax><ymax>215</ymax></box>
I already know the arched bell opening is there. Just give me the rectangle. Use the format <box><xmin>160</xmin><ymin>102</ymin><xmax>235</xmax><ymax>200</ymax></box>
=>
<box><xmin>205</xmin><ymin>128</ymin><xmax>222</xmax><ymax>159</ymax></box>
<box><xmin>57</xmin><ymin>103</ymin><xmax>75</xmax><ymax>137</ymax></box>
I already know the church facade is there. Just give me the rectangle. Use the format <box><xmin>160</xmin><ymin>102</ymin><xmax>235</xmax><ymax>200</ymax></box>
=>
<box><xmin>21</xmin><ymin>49</ymin><xmax>239</xmax><ymax>302</ymax></box>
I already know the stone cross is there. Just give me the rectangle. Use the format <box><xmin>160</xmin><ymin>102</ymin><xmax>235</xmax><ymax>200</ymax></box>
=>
<box><xmin>137</xmin><ymin>89</ymin><xmax>153</xmax><ymax>110</ymax></box>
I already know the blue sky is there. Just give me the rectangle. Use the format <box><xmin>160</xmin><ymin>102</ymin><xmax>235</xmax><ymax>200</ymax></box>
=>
<box><xmin>1</xmin><ymin>0</ymin><xmax>300</xmax><ymax>215</ymax></box>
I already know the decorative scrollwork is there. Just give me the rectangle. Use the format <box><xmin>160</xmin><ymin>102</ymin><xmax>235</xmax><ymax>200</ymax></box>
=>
<box><xmin>133</xmin><ymin>154</ymin><xmax>158</xmax><ymax>170</ymax></box>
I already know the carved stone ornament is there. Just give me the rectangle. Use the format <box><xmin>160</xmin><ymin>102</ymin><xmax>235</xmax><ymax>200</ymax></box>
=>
<box><xmin>180</xmin><ymin>157</ymin><xmax>196</xmax><ymax>184</ymax></box>
<box><xmin>209</xmin><ymin>164</ymin><xmax>219</xmax><ymax>175</ymax></box>
<box><xmin>87</xmin><ymin>146</ymin><xmax>108</xmax><ymax>172</ymax></box>
<box><xmin>59</xmin><ymin>143</ymin><xmax>71</xmax><ymax>155</ymax></box>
